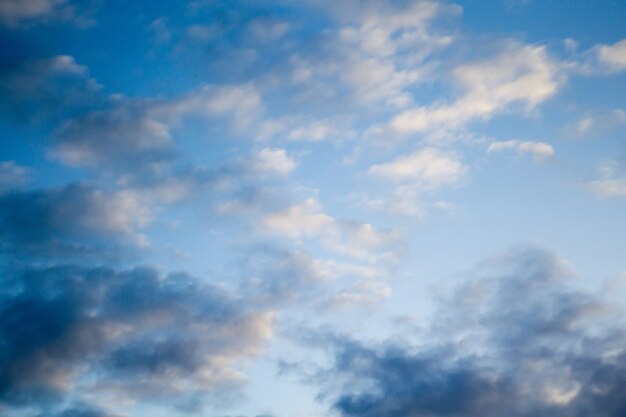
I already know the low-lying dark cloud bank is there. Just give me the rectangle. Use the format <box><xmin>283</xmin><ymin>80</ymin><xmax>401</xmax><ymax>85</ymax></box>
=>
<box><xmin>314</xmin><ymin>247</ymin><xmax>626</xmax><ymax>417</ymax></box>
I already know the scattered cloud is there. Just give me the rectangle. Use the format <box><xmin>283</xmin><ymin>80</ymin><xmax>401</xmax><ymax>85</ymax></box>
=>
<box><xmin>0</xmin><ymin>55</ymin><xmax>100</xmax><ymax>123</ymax></box>
<box><xmin>596</xmin><ymin>38</ymin><xmax>626</xmax><ymax>72</ymax></box>
<box><xmin>488</xmin><ymin>140</ymin><xmax>555</xmax><ymax>161</ymax></box>
<box><xmin>366</xmin><ymin>148</ymin><xmax>467</xmax><ymax>218</ymax></box>
<box><xmin>571</xmin><ymin>108</ymin><xmax>626</xmax><ymax>136</ymax></box>
<box><xmin>389</xmin><ymin>43</ymin><xmax>562</xmax><ymax>135</ymax></box>
<box><xmin>250</xmin><ymin>149</ymin><xmax>296</xmax><ymax>176</ymax></box>
<box><xmin>0</xmin><ymin>161</ymin><xmax>31</xmax><ymax>191</ymax></box>
<box><xmin>261</xmin><ymin>198</ymin><xmax>402</xmax><ymax>261</ymax></box>
<box><xmin>310</xmin><ymin>246</ymin><xmax>624</xmax><ymax>417</ymax></box>
<box><xmin>0</xmin><ymin>184</ymin><xmax>153</xmax><ymax>257</ymax></box>
<box><xmin>0</xmin><ymin>264</ymin><xmax>274</xmax><ymax>412</ymax></box>
<box><xmin>369</xmin><ymin>148</ymin><xmax>466</xmax><ymax>188</ymax></box>
<box><xmin>51</xmin><ymin>83</ymin><xmax>262</xmax><ymax>173</ymax></box>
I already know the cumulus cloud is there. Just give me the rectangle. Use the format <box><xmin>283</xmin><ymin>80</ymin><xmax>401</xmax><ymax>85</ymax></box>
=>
<box><xmin>0</xmin><ymin>265</ymin><xmax>274</xmax><ymax>414</ymax></box>
<box><xmin>369</xmin><ymin>148</ymin><xmax>466</xmax><ymax>188</ymax></box>
<box><xmin>309</xmin><ymin>246</ymin><xmax>626</xmax><ymax>417</ymax></box>
<box><xmin>389</xmin><ymin>43</ymin><xmax>562</xmax><ymax>135</ymax></box>
<box><xmin>0</xmin><ymin>0</ymin><xmax>72</xmax><ymax>26</ymax></box>
<box><xmin>261</xmin><ymin>199</ymin><xmax>402</xmax><ymax>261</ymax></box>
<box><xmin>596</xmin><ymin>38</ymin><xmax>626</xmax><ymax>72</ymax></box>
<box><xmin>51</xmin><ymin>84</ymin><xmax>262</xmax><ymax>173</ymax></box>
<box><xmin>366</xmin><ymin>148</ymin><xmax>466</xmax><ymax>218</ymax></box>
<box><xmin>0</xmin><ymin>184</ymin><xmax>153</xmax><ymax>257</ymax></box>
<box><xmin>487</xmin><ymin>140</ymin><xmax>555</xmax><ymax>161</ymax></box>
<box><xmin>0</xmin><ymin>161</ymin><xmax>31</xmax><ymax>191</ymax></box>
<box><xmin>0</xmin><ymin>55</ymin><xmax>100</xmax><ymax>123</ymax></box>
<box><xmin>250</xmin><ymin>149</ymin><xmax>296</xmax><ymax>175</ymax></box>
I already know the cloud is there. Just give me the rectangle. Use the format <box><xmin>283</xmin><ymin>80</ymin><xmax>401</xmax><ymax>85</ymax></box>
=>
<box><xmin>310</xmin><ymin>246</ymin><xmax>626</xmax><ymax>417</ymax></box>
<box><xmin>389</xmin><ymin>43</ymin><xmax>562</xmax><ymax>135</ymax></box>
<box><xmin>582</xmin><ymin>161</ymin><xmax>626</xmax><ymax>199</ymax></box>
<box><xmin>572</xmin><ymin>108</ymin><xmax>626</xmax><ymax>136</ymax></box>
<box><xmin>261</xmin><ymin>199</ymin><xmax>335</xmax><ymax>240</ymax></box>
<box><xmin>368</xmin><ymin>148</ymin><xmax>466</xmax><ymax>188</ymax></box>
<box><xmin>0</xmin><ymin>55</ymin><xmax>100</xmax><ymax>124</ymax></box>
<box><xmin>366</xmin><ymin>148</ymin><xmax>466</xmax><ymax>218</ymax></box>
<box><xmin>51</xmin><ymin>84</ymin><xmax>262</xmax><ymax>173</ymax></box>
<box><xmin>0</xmin><ymin>184</ymin><xmax>153</xmax><ymax>257</ymax></box>
<box><xmin>0</xmin><ymin>264</ymin><xmax>274</xmax><ymax>414</ymax></box>
<box><xmin>250</xmin><ymin>149</ymin><xmax>296</xmax><ymax>175</ymax></box>
<box><xmin>584</xmin><ymin>179</ymin><xmax>626</xmax><ymax>198</ymax></box>
<box><xmin>487</xmin><ymin>140</ymin><xmax>555</xmax><ymax>161</ymax></box>
<box><xmin>0</xmin><ymin>161</ymin><xmax>31</xmax><ymax>191</ymax></box>
<box><xmin>596</xmin><ymin>38</ymin><xmax>626</xmax><ymax>72</ymax></box>
<box><xmin>261</xmin><ymin>199</ymin><xmax>401</xmax><ymax>261</ymax></box>
<box><xmin>0</xmin><ymin>0</ymin><xmax>71</xmax><ymax>26</ymax></box>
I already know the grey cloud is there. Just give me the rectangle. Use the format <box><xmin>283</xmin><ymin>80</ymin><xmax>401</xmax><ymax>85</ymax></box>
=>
<box><xmin>0</xmin><ymin>55</ymin><xmax>101</xmax><ymax>125</ymax></box>
<box><xmin>0</xmin><ymin>183</ymin><xmax>152</xmax><ymax>259</ymax></box>
<box><xmin>0</xmin><ymin>0</ymin><xmax>97</xmax><ymax>28</ymax></box>
<box><xmin>0</xmin><ymin>161</ymin><xmax>31</xmax><ymax>191</ymax></box>
<box><xmin>50</xmin><ymin>83</ymin><xmax>262</xmax><ymax>175</ymax></box>
<box><xmin>0</xmin><ymin>264</ymin><xmax>274</xmax><ymax>414</ymax></box>
<box><xmin>310</xmin><ymin>246</ymin><xmax>626</xmax><ymax>417</ymax></box>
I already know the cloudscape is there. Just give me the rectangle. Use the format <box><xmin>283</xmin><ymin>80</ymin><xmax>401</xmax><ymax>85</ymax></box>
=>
<box><xmin>1</xmin><ymin>1</ymin><xmax>626</xmax><ymax>416</ymax></box>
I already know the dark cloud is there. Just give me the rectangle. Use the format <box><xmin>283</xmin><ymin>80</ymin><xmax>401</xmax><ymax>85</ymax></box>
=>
<box><xmin>37</xmin><ymin>404</ymin><xmax>123</xmax><ymax>417</ymax></box>
<box><xmin>0</xmin><ymin>183</ymin><xmax>151</xmax><ymax>259</ymax></box>
<box><xmin>0</xmin><ymin>55</ymin><xmax>101</xmax><ymax>125</ymax></box>
<box><xmin>0</xmin><ymin>264</ymin><xmax>274</xmax><ymax>414</ymax></box>
<box><xmin>0</xmin><ymin>0</ymin><xmax>98</xmax><ymax>28</ymax></box>
<box><xmin>49</xmin><ymin>83</ymin><xmax>261</xmax><ymax>175</ymax></box>
<box><xmin>308</xmin><ymin>246</ymin><xmax>626</xmax><ymax>417</ymax></box>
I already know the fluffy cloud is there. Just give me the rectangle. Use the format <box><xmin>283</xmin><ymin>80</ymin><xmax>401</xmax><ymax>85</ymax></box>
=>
<box><xmin>366</xmin><ymin>148</ymin><xmax>466</xmax><ymax>218</ymax></box>
<box><xmin>0</xmin><ymin>184</ymin><xmax>153</xmax><ymax>257</ymax></box>
<box><xmin>596</xmin><ymin>39</ymin><xmax>626</xmax><ymax>72</ymax></box>
<box><xmin>261</xmin><ymin>199</ymin><xmax>401</xmax><ymax>261</ymax></box>
<box><xmin>369</xmin><ymin>148</ymin><xmax>466</xmax><ymax>188</ymax></box>
<box><xmin>0</xmin><ymin>0</ymin><xmax>71</xmax><ymax>26</ymax></box>
<box><xmin>0</xmin><ymin>265</ymin><xmax>274</xmax><ymax>413</ymax></box>
<box><xmin>250</xmin><ymin>149</ymin><xmax>296</xmax><ymax>175</ymax></box>
<box><xmin>0</xmin><ymin>161</ymin><xmax>31</xmax><ymax>191</ymax></box>
<box><xmin>487</xmin><ymin>140</ymin><xmax>555</xmax><ymax>161</ymax></box>
<box><xmin>0</xmin><ymin>55</ymin><xmax>100</xmax><ymax>123</ymax></box>
<box><xmin>389</xmin><ymin>43</ymin><xmax>562</xmax><ymax>135</ymax></box>
<box><xmin>51</xmin><ymin>84</ymin><xmax>262</xmax><ymax>173</ymax></box>
<box><xmin>312</xmin><ymin>246</ymin><xmax>626</xmax><ymax>417</ymax></box>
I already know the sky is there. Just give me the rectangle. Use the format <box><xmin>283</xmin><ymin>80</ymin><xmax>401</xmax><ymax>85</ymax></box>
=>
<box><xmin>1</xmin><ymin>0</ymin><xmax>626</xmax><ymax>416</ymax></box>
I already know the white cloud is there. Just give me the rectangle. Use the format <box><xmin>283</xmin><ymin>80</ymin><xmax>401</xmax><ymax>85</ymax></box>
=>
<box><xmin>596</xmin><ymin>39</ymin><xmax>626</xmax><ymax>72</ymax></box>
<box><xmin>369</xmin><ymin>148</ymin><xmax>466</xmax><ymax>189</ymax></box>
<box><xmin>390</xmin><ymin>43</ymin><xmax>562</xmax><ymax>134</ymax></box>
<box><xmin>365</xmin><ymin>148</ymin><xmax>466</xmax><ymax>218</ymax></box>
<box><xmin>287</xmin><ymin>0</ymin><xmax>459</xmax><ymax>109</ymax></box>
<box><xmin>326</xmin><ymin>281</ymin><xmax>392</xmax><ymax>310</ymax></box>
<box><xmin>488</xmin><ymin>140</ymin><xmax>555</xmax><ymax>161</ymax></box>
<box><xmin>261</xmin><ymin>198</ymin><xmax>401</xmax><ymax>261</ymax></box>
<box><xmin>261</xmin><ymin>199</ymin><xmax>335</xmax><ymax>239</ymax></box>
<box><xmin>582</xmin><ymin>161</ymin><xmax>626</xmax><ymax>198</ymax></box>
<box><xmin>584</xmin><ymin>179</ymin><xmax>626</xmax><ymax>198</ymax></box>
<box><xmin>251</xmin><ymin>148</ymin><xmax>296</xmax><ymax>175</ymax></box>
<box><xmin>572</xmin><ymin>109</ymin><xmax>626</xmax><ymax>136</ymax></box>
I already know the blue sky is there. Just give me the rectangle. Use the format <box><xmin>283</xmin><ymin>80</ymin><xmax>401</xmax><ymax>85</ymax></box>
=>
<box><xmin>1</xmin><ymin>1</ymin><xmax>626</xmax><ymax>417</ymax></box>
